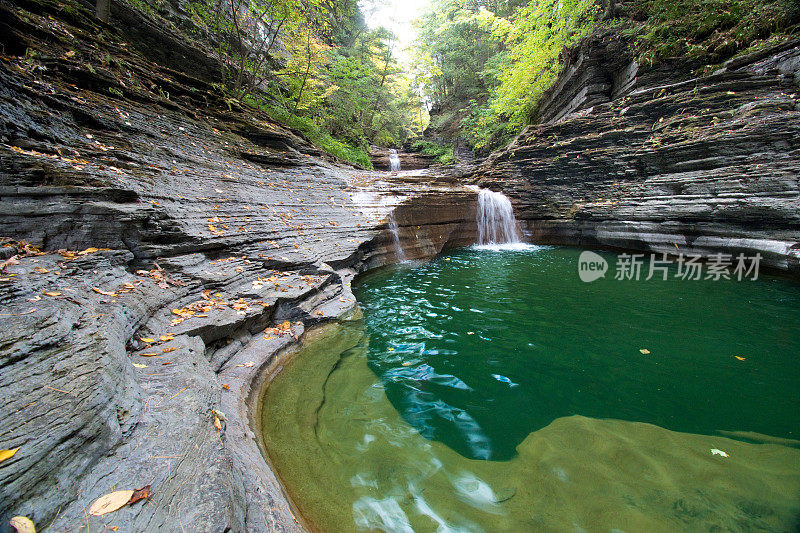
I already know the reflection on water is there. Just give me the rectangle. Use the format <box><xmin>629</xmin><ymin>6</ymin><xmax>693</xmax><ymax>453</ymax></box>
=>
<box><xmin>260</xmin><ymin>248</ymin><xmax>800</xmax><ymax>532</ymax></box>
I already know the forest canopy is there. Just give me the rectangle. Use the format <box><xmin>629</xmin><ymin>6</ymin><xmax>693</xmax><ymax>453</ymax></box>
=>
<box><xmin>122</xmin><ymin>0</ymin><xmax>799</xmax><ymax>163</ymax></box>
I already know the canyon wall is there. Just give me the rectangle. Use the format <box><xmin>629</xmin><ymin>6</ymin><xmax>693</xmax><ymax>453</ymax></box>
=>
<box><xmin>0</xmin><ymin>2</ymin><xmax>476</xmax><ymax>531</ymax></box>
<box><xmin>475</xmin><ymin>36</ymin><xmax>800</xmax><ymax>274</ymax></box>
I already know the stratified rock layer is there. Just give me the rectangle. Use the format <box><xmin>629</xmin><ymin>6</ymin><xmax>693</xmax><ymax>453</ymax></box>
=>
<box><xmin>0</xmin><ymin>2</ymin><xmax>476</xmax><ymax>531</ymax></box>
<box><xmin>476</xmin><ymin>39</ymin><xmax>800</xmax><ymax>273</ymax></box>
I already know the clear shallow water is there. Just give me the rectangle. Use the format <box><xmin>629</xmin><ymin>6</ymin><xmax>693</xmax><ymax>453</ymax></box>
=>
<box><xmin>261</xmin><ymin>247</ymin><xmax>800</xmax><ymax>532</ymax></box>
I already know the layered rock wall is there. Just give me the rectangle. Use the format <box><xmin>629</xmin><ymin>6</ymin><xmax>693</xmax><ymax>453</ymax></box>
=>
<box><xmin>0</xmin><ymin>2</ymin><xmax>478</xmax><ymax>531</ymax></box>
<box><xmin>476</xmin><ymin>38</ymin><xmax>800</xmax><ymax>273</ymax></box>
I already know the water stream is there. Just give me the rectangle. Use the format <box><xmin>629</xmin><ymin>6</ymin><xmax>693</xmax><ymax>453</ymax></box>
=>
<box><xmin>389</xmin><ymin>149</ymin><xmax>401</xmax><ymax>172</ymax></box>
<box><xmin>388</xmin><ymin>212</ymin><xmax>406</xmax><ymax>262</ymax></box>
<box><xmin>476</xmin><ymin>189</ymin><xmax>521</xmax><ymax>247</ymax></box>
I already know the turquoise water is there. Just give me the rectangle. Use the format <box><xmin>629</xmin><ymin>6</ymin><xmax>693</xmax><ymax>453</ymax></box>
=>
<box><xmin>355</xmin><ymin>247</ymin><xmax>800</xmax><ymax>460</ymax></box>
<box><xmin>261</xmin><ymin>246</ymin><xmax>800</xmax><ymax>531</ymax></box>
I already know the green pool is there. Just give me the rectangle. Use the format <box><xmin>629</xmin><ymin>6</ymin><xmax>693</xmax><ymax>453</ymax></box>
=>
<box><xmin>260</xmin><ymin>247</ymin><xmax>800</xmax><ymax>531</ymax></box>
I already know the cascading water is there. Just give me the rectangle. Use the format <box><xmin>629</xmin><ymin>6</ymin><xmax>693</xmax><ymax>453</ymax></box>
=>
<box><xmin>388</xmin><ymin>212</ymin><xmax>406</xmax><ymax>261</ymax></box>
<box><xmin>389</xmin><ymin>149</ymin><xmax>401</xmax><ymax>172</ymax></box>
<box><xmin>476</xmin><ymin>188</ymin><xmax>521</xmax><ymax>245</ymax></box>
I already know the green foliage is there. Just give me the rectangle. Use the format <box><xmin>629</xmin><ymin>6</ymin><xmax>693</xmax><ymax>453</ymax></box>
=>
<box><xmin>124</xmin><ymin>0</ymin><xmax>424</xmax><ymax>165</ymax></box>
<box><xmin>412</xmin><ymin>0</ymin><xmax>598</xmax><ymax>154</ymax></box>
<box><xmin>411</xmin><ymin>140</ymin><xmax>454</xmax><ymax>165</ymax></box>
<box><xmin>412</xmin><ymin>0</ymin><xmax>798</xmax><ymax>155</ymax></box>
<box><xmin>631</xmin><ymin>0</ymin><xmax>800</xmax><ymax>66</ymax></box>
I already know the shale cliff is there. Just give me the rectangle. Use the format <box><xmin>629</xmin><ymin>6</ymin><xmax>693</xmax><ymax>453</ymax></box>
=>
<box><xmin>475</xmin><ymin>34</ymin><xmax>800</xmax><ymax>273</ymax></box>
<box><xmin>0</xmin><ymin>1</ymin><xmax>475</xmax><ymax>531</ymax></box>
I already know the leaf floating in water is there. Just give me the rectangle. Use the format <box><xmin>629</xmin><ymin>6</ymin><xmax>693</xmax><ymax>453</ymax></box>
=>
<box><xmin>9</xmin><ymin>516</ymin><xmax>36</xmax><ymax>533</ymax></box>
<box><xmin>639</xmin><ymin>349</ymin><xmax>650</xmax><ymax>355</ymax></box>
<box><xmin>88</xmin><ymin>490</ymin><xmax>135</xmax><ymax>516</ymax></box>
<box><xmin>711</xmin><ymin>448</ymin><xmax>729</xmax><ymax>458</ymax></box>
<box><xmin>0</xmin><ymin>447</ymin><xmax>20</xmax><ymax>463</ymax></box>
<box><xmin>734</xmin><ymin>356</ymin><xmax>746</xmax><ymax>361</ymax></box>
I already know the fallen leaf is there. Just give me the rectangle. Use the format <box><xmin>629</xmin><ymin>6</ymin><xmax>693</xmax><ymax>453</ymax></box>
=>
<box><xmin>222</xmin><ymin>384</ymin><xmax>230</xmax><ymax>390</ymax></box>
<box><xmin>162</xmin><ymin>347</ymin><xmax>177</xmax><ymax>353</ymax></box>
<box><xmin>139</xmin><ymin>352</ymin><xmax>158</xmax><ymax>357</ymax></box>
<box><xmin>92</xmin><ymin>287</ymin><xmax>118</xmax><ymax>297</ymax></box>
<box><xmin>77</xmin><ymin>247</ymin><xmax>99</xmax><ymax>256</ymax></box>
<box><xmin>159</xmin><ymin>335</ymin><xmax>174</xmax><ymax>342</ymax></box>
<box><xmin>139</xmin><ymin>337</ymin><xmax>155</xmax><ymax>343</ymax></box>
<box><xmin>43</xmin><ymin>291</ymin><xmax>61</xmax><ymax>297</ymax></box>
<box><xmin>9</xmin><ymin>516</ymin><xmax>35</xmax><ymax>533</ymax></box>
<box><xmin>132</xmin><ymin>362</ymin><xmax>147</xmax><ymax>369</ymax></box>
<box><xmin>710</xmin><ymin>448</ymin><xmax>729</xmax><ymax>458</ymax></box>
<box><xmin>0</xmin><ymin>447</ymin><xmax>20</xmax><ymax>463</ymax></box>
<box><xmin>214</xmin><ymin>416</ymin><xmax>222</xmax><ymax>431</ymax></box>
<box><xmin>127</xmin><ymin>485</ymin><xmax>151</xmax><ymax>505</ymax></box>
<box><xmin>734</xmin><ymin>356</ymin><xmax>746</xmax><ymax>361</ymax></box>
<box><xmin>639</xmin><ymin>349</ymin><xmax>651</xmax><ymax>355</ymax></box>
<box><xmin>88</xmin><ymin>490</ymin><xmax>135</xmax><ymax>516</ymax></box>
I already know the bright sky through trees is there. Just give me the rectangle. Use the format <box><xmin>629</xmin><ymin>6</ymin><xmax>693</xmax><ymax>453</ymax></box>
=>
<box><xmin>360</xmin><ymin>0</ymin><xmax>430</xmax><ymax>65</ymax></box>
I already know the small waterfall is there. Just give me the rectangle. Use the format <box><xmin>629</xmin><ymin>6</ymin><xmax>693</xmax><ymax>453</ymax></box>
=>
<box><xmin>389</xmin><ymin>149</ymin><xmax>401</xmax><ymax>172</ymax></box>
<box><xmin>388</xmin><ymin>212</ymin><xmax>406</xmax><ymax>261</ymax></box>
<box><xmin>476</xmin><ymin>189</ymin><xmax>521</xmax><ymax>245</ymax></box>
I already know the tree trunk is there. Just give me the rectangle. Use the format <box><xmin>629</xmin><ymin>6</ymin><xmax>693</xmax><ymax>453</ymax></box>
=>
<box><xmin>95</xmin><ymin>0</ymin><xmax>110</xmax><ymax>22</ymax></box>
<box><xmin>292</xmin><ymin>29</ymin><xmax>313</xmax><ymax>115</ymax></box>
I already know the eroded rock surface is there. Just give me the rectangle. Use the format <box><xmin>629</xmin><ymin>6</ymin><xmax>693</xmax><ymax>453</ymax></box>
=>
<box><xmin>0</xmin><ymin>2</ymin><xmax>476</xmax><ymax>531</ymax></box>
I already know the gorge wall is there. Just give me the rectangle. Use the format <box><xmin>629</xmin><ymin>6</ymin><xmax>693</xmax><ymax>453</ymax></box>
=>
<box><xmin>0</xmin><ymin>1</ymin><xmax>476</xmax><ymax>531</ymax></box>
<box><xmin>475</xmin><ymin>35</ymin><xmax>800</xmax><ymax>274</ymax></box>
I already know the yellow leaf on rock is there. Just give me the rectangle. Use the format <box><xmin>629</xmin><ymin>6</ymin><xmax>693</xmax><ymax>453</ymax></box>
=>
<box><xmin>93</xmin><ymin>287</ymin><xmax>118</xmax><ymax>297</ymax></box>
<box><xmin>159</xmin><ymin>335</ymin><xmax>174</xmax><ymax>342</ymax></box>
<box><xmin>132</xmin><ymin>362</ymin><xmax>147</xmax><ymax>369</ymax></box>
<box><xmin>140</xmin><ymin>352</ymin><xmax>158</xmax><ymax>357</ymax></box>
<box><xmin>0</xmin><ymin>447</ymin><xmax>20</xmax><ymax>463</ymax></box>
<box><xmin>139</xmin><ymin>337</ymin><xmax>155</xmax><ymax>343</ymax></box>
<box><xmin>43</xmin><ymin>291</ymin><xmax>61</xmax><ymax>297</ymax></box>
<box><xmin>88</xmin><ymin>490</ymin><xmax>135</xmax><ymax>516</ymax></box>
<box><xmin>9</xmin><ymin>516</ymin><xmax>36</xmax><ymax>533</ymax></box>
<box><xmin>162</xmin><ymin>347</ymin><xmax>177</xmax><ymax>353</ymax></box>
<box><xmin>77</xmin><ymin>247</ymin><xmax>98</xmax><ymax>256</ymax></box>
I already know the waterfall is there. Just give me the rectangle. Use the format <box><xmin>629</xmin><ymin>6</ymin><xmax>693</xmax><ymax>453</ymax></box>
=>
<box><xmin>476</xmin><ymin>189</ymin><xmax>521</xmax><ymax>245</ymax></box>
<box><xmin>389</xmin><ymin>149</ymin><xmax>401</xmax><ymax>172</ymax></box>
<box><xmin>388</xmin><ymin>212</ymin><xmax>406</xmax><ymax>261</ymax></box>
